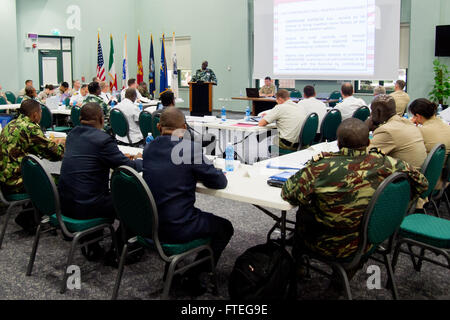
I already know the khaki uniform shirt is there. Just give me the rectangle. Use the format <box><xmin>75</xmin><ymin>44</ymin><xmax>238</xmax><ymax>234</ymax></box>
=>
<box><xmin>369</xmin><ymin>115</ymin><xmax>427</xmax><ymax>169</ymax></box>
<box><xmin>390</xmin><ymin>90</ymin><xmax>410</xmax><ymax>116</ymax></box>
<box><xmin>259</xmin><ymin>84</ymin><xmax>276</xmax><ymax>96</ymax></box>
<box><xmin>263</xmin><ymin>100</ymin><xmax>308</xmax><ymax>144</ymax></box>
<box><xmin>419</xmin><ymin>116</ymin><xmax>450</xmax><ymax>155</ymax></box>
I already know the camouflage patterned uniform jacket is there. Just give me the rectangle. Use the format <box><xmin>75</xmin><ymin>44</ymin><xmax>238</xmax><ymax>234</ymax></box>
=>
<box><xmin>83</xmin><ymin>94</ymin><xmax>110</xmax><ymax>119</ymax></box>
<box><xmin>0</xmin><ymin>114</ymin><xmax>65</xmax><ymax>194</ymax></box>
<box><xmin>192</xmin><ymin>68</ymin><xmax>217</xmax><ymax>84</ymax></box>
<box><xmin>281</xmin><ymin>147</ymin><xmax>428</xmax><ymax>259</ymax></box>
<box><xmin>82</xmin><ymin>94</ymin><xmax>111</xmax><ymax>132</ymax></box>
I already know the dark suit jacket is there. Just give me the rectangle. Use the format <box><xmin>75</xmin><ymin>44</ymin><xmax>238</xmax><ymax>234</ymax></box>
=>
<box><xmin>143</xmin><ymin>135</ymin><xmax>227</xmax><ymax>242</ymax></box>
<box><xmin>58</xmin><ymin>125</ymin><xmax>143</xmax><ymax>219</ymax></box>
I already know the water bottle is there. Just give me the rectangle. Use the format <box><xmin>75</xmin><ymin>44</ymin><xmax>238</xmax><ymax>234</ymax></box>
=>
<box><xmin>111</xmin><ymin>101</ymin><xmax>116</xmax><ymax>108</ymax></box>
<box><xmin>221</xmin><ymin>106</ymin><xmax>226</xmax><ymax>122</ymax></box>
<box><xmin>437</xmin><ymin>104</ymin><xmax>443</xmax><ymax>115</ymax></box>
<box><xmin>146</xmin><ymin>132</ymin><xmax>154</xmax><ymax>144</ymax></box>
<box><xmin>403</xmin><ymin>113</ymin><xmax>409</xmax><ymax>120</ymax></box>
<box><xmin>338</xmin><ymin>97</ymin><xmax>343</xmax><ymax>103</ymax></box>
<box><xmin>139</xmin><ymin>103</ymin><xmax>143</xmax><ymax>111</ymax></box>
<box><xmin>225</xmin><ymin>143</ymin><xmax>234</xmax><ymax>172</ymax></box>
<box><xmin>245</xmin><ymin>106</ymin><xmax>251</xmax><ymax>121</ymax></box>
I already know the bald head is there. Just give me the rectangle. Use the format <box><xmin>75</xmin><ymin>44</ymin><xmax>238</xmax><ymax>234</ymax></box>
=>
<box><xmin>341</xmin><ymin>83</ymin><xmax>354</xmax><ymax>97</ymax></box>
<box><xmin>337</xmin><ymin>118</ymin><xmax>370</xmax><ymax>150</ymax></box>
<box><xmin>80</xmin><ymin>102</ymin><xmax>104</xmax><ymax>129</ymax></box>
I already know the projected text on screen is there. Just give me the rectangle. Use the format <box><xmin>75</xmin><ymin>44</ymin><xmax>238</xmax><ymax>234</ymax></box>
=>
<box><xmin>274</xmin><ymin>0</ymin><xmax>376</xmax><ymax>77</ymax></box>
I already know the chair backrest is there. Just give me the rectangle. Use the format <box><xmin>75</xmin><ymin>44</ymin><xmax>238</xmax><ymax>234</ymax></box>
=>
<box><xmin>16</xmin><ymin>96</ymin><xmax>23</xmax><ymax>104</ymax></box>
<box><xmin>352</xmin><ymin>106</ymin><xmax>370</xmax><ymax>122</ymax></box>
<box><xmin>420</xmin><ymin>144</ymin><xmax>446</xmax><ymax>199</ymax></box>
<box><xmin>110</xmin><ymin>108</ymin><xmax>130</xmax><ymax>141</ymax></box>
<box><xmin>349</xmin><ymin>173</ymin><xmax>411</xmax><ymax>268</ymax></box>
<box><xmin>298</xmin><ymin>112</ymin><xmax>319</xmax><ymax>150</ymax></box>
<box><xmin>447</xmin><ymin>156</ymin><xmax>450</xmax><ymax>183</ymax></box>
<box><xmin>5</xmin><ymin>91</ymin><xmax>16</xmax><ymax>104</ymax></box>
<box><xmin>0</xmin><ymin>97</ymin><xmax>7</xmax><ymax>105</ymax></box>
<box><xmin>40</xmin><ymin>104</ymin><xmax>53</xmax><ymax>129</ymax></box>
<box><xmin>290</xmin><ymin>91</ymin><xmax>302</xmax><ymax>99</ymax></box>
<box><xmin>21</xmin><ymin>155</ymin><xmax>73</xmax><ymax>237</ymax></box>
<box><xmin>320</xmin><ymin>109</ymin><xmax>342</xmax><ymax>142</ymax></box>
<box><xmin>328</xmin><ymin>90</ymin><xmax>342</xmax><ymax>107</ymax></box>
<box><xmin>64</xmin><ymin>97</ymin><xmax>71</xmax><ymax>106</ymax></box>
<box><xmin>152</xmin><ymin>112</ymin><xmax>161</xmax><ymax>138</ymax></box>
<box><xmin>139</xmin><ymin>110</ymin><xmax>153</xmax><ymax>139</ymax></box>
<box><xmin>70</xmin><ymin>106</ymin><xmax>81</xmax><ymax>127</ymax></box>
<box><xmin>111</xmin><ymin>166</ymin><xmax>169</xmax><ymax>260</ymax></box>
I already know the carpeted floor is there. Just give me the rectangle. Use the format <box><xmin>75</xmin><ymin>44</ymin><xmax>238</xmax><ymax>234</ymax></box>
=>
<box><xmin>0</xmin><ymin>193</ymin><xmax>448</xmax><ymax>300</ymax></box>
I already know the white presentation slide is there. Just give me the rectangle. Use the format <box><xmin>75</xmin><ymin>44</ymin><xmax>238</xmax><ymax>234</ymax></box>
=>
<box><xmin>274</xmin><ymin>0</ymin><xmax>375</xmax><ymax>76</ymax></box>
<box><xmin>253</xmin><ymin>0</ymin><xmax>401</xmax><ymax>81</ymax></box>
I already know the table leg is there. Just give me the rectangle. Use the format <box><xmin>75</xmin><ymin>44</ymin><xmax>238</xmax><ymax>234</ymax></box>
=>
<box><xmin>280</xmin><ymin>210</ymin><xmax>287</xmax><ymax>247</ymax></box>
<box><xmin>252</xmin><ymin>101</ymin><xmax>256</xmax><ymax>116</ymax></box>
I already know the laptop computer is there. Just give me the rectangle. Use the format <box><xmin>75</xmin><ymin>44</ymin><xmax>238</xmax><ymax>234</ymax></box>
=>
<box><xmin>246</xmin><ymin>88</ymin><xmax>260</xmax><ymax>98</ymax></box>
<box><xmin>46</xmin><ymin>96</ymin><xmax>60</xmax><ymax>110</ymax></box>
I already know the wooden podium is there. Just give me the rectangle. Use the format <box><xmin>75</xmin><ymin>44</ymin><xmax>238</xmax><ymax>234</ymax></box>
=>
<box><xmin>189</xmin><ymin>81</ymin><xmax>214</xmax><ymax>117</ymax></box>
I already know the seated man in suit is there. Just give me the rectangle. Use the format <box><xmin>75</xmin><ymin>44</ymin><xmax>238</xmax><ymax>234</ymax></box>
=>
<box><xmin>143</xmin><ymin>107</ymin><xmax>233</xmax><ymax>294</ymax></box>
<box><xmin>367</xmin><ymin>94</ymin><xmax>427</xmax><ymax>169</ymax></box>
<box><xmin>281</xmin><ymin>118</ymin><xmax>428</xmax><ymax>288</ymax></box>
<box><xmin>58</xmin><ymin>103</ymin><xmax>143</xmax><ymax>259</ymax></box>
<box><xmin>0</xmin><ymin>99</ymin><xmax>65</xmax><ymax>232</ymax></box>
<box><xmin>152</xmin><ymin>90</ymin><xmax>174</xmax><ymax>118</ymax></box>
<box><xmin>258</xmin><ymin>89</ymin><xmax>308</xmax><ymax>151</ymax></box>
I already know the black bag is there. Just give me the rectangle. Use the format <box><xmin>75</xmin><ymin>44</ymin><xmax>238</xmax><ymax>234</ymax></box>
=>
<box><xmin>229</xmin><ymin>241</ymin><xmax>297</xmax><ymax>300</ymax></box>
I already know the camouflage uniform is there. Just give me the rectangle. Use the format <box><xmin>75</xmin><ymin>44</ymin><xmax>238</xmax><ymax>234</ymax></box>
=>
<box><xmin>0</xmin><ymin>114</ymin><xmax>65</xmax><ymax>194</ymax></box>
<box><xmin>192</xmin><ymin>68</ymin><xmax>217</xmax><ymax>84</ymax></box>
<box><xmin>259</xmin><ymin>84</ymin><xmax>276</xmax><ymax>96</ymax></box>
<box><xmin>82</xmin><ymin>94</ymin><xmax>111</xmax><ymax>132</ymax></box>
<box><xmin>281</xmin><ymin>147</ymin><xmax>428</xmax><ymax>260</ymax></box>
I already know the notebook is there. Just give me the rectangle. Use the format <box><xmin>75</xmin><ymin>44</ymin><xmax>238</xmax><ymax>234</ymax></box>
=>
<box><xmin>267</xmin><ymin>171</ymin><xmax>296</xmax><ymax>188</ymax></box>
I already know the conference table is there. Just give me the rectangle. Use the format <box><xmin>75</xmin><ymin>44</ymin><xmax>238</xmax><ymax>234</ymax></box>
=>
<box><xmin>232</xmin><ymin>96</ymin><xmax>339</xmax><ymax>115</ymax></box>
<box><xmin>0</xmin><ymin>104</ymin><xmax>21</xmax><ymax>113</ymax></box>
<box><xmin>186</xmin><ymin>116</ymin><xmax>277</xmax><ymax>164</ymax></box>
<box><xmin>117</xmin><ymin>141</ymin><xmax>339</xmax><ymax>246</ymax></box>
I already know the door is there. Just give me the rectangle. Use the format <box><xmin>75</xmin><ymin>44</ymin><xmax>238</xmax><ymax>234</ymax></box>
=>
<box><xmin>39</xmin><ymin>50</ymin><xmax>63</xmax><ymax>91</ymax></box>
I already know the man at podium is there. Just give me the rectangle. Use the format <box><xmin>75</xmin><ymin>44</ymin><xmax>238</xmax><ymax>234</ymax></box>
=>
<box><xmin>192</xmin><ymin>61</ymin><xmax>217</xmax><ymax>84</ymax></box>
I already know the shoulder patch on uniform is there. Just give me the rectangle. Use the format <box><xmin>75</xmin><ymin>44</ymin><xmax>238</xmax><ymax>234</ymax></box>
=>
<box><xmin>312</xmin><ymin>152</ymin><xmax>332</xmax><ymax>162</ymax></box>
<box><xmin>369</xmin><ymin>147</ymin><xmax>385</xmax><ymax>156</ymax></box>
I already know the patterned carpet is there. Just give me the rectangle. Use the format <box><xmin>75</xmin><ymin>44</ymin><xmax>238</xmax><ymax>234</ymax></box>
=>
<box><xmin>0</xmin><ymin>193</ymin><xmax>448</xmax><ymax>300</ymax></box>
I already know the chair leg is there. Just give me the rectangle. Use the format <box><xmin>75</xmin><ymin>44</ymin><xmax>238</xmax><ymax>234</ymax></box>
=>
<box><xmin>383</xmin><ymin>254</ymin><xmax>399</xmax><ymax>300</ymax></box>
<box><xmin>162</xmin><ymin>259</ymin><xmax>178</xmax><ymax>300</ymax></box>
<box><xmin>445</xmin><ymin>191</ymin><xmax>450</xmax><ymax>214</ymax></box>
<box><xmin>0</xmin><ymin>204</ymin><xmax>14</xmax><ymax>250</ymax></box>
<box><xmin>430</xmin><ymin>199</ymin><xmax>441</xmax><ymax>218</ymax></box>
<box><xmin>209</xmin><ymin>250</ymin><xmax>219</xmax><ymax>296</ymax></box>
<box><xmin>26</xmin><ymin>223</ymin><xmax>43</xmax><ymax>276</ymax></box>
<box><xmin>415</xmin><ymin>248</ymin><xmax>426</xmax><ymax>272</ymax></box>
<box><xmin>111</xmin><ymin>243</ymin><xmax>128</xmax><ymax>300</ymax></box>
<box><xmin>392</xmin><ymin>241</ymin><xmax>402</xmax><ymax>273</ymax></box>
<box><xmin>333</xmin><ymin>264</ymin><xmax>352</xmax><ymax>300</ymax></box>
<box><xmin>60</xmin><ymin>236</ymin><xmax>80</xmax><ymax>294</ymax></box>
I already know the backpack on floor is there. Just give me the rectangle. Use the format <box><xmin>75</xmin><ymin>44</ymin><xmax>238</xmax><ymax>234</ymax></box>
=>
<box><xmin>228</xmin><ymin>241</ymin><xmax>297</xmax><ymax>300</ymax></box>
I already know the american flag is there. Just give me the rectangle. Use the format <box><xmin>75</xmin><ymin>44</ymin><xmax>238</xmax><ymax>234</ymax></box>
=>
<box><xmin>96</xmin><ymin>33</ymin><xmax>106</xmax><ymax>81</ymax></box>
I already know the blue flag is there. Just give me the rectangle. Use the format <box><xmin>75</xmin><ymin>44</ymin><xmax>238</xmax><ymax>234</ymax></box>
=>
<box><xmin>159</xmin><ymin>34</ymin><xmax>168</xmax><ymax>94</ymax></box>
<box><xmin>149</xmin><ymin>34</ymin><xmax>156</xmax><ymax>98</ymax></box>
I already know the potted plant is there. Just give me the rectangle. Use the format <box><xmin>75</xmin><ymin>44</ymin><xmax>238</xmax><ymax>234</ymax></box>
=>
<box><xmin>429</xmin><ymin>59</ymin><xmax>450</xmax><ymax>109</ymax></box>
